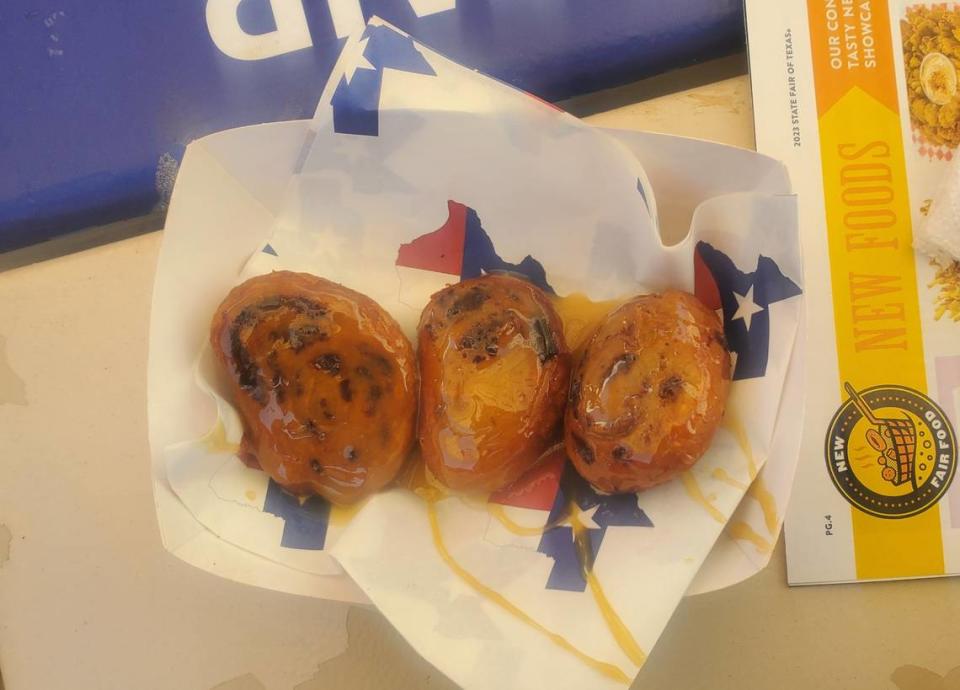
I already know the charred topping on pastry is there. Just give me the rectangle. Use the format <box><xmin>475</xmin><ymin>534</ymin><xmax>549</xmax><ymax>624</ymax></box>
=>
<box><xmin>273</xmin><ymin>380</ymin><xmax>286</xmax><ymax>403</ymax></box>
<box><xmin>229</xmin><ymin>331</ymin><xmax>262</xmax><ymax>401</ymax></box>
<box><xmin>319</xmin><ymin>398</ymin><xmax>335</xmax><ymax>421</ymax></box>
<box><xmin>288</xmin><ymin>323</ymin><xmax>327</xmax><ymax>351</ymax></box>
<box><xmin>658</xmin><ymin>375</ymin><xmax>683</xmax><ymax>401</ymax></box>
<box><xmin>572</xmin><ymin>434</ymin><xmax>595</xmax><ymax>465</ymax></box>
<box><xmin>357</xmin><ymin>345</ymin><xmax>393</xmax><ymax>375</ymax></box>
<box><xmin>532</xmin><ymin>317</ymin><xmax>558</xmax><ymax>363</ymax></box>
<box><xmin>455</xmin><ymin>317</ymin><xmax>507</xmax><ymax>362</ymax></box>
<box><xmin>305</xmin><ymin>419</ymin><xmax>327</xmax><ymax>440</ymax></box>
<box><xmin>314</xmin><ymin>353</ymin><xmax>342</xmax><ymax>374</ymax></box>
<box><xmin>363</xmin><ymin>384</ymin><xmax>383</xmax><ymax>417</ymax></box>
<box><xmin>446</xmin><ymin>287</ymin><xmax>489</xmax><ymax>318</ymax></box>
<box><xmin>569</xmin><ymin>375</ymin><xmax>582</xmax><ymax>411</ymax></box>
<box><xmin>712</xmin><ymin>329</ymin><xmax>728</xmax><ymax>350</ymax></box>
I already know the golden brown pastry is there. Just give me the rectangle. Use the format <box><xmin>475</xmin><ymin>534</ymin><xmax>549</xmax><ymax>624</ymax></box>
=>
<box><xmin>209</xmin><ymin>271</ymin><xmax>417</xmax><ymax>505</ymax></box>
<box><xmin>565</xmin><ymin>290</ymin><xmax>731</xmax><ymax>493</ymax></box>
<box><xmin>417</xmin><ymin>274</ymin><xmax>571</xmax><ymax>493</ymax></box>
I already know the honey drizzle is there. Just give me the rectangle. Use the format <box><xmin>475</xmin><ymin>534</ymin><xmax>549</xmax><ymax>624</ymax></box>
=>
<box><xmin>727</xmin><ymin>521</ymin><xmax>773</xmax><ymax>554</ymax></box>
<box><xmin>551</xmin><ymin>292</ymin><xmax>628</xmax><ymax>353</ymax></box>
<box><xmin>679</xmin><ymin>472</ymin><xmax>726</xmax><ymax>524</ymax></box>
<box><xmin>329</xmin><ymin>498</ymin><xmax>368</xmax><ymax>527</ymax></box>
<box><xmin>489</xmin><ymin>503</ymin><xmax>570</xmax><ymax>537</ymax></box>
<box><xmin>711</xmin><ymin>468</ymin><xmax>747</xmax><ymax>490</ymax></box>
<box><xmin>201</xmin><ymin>418</ymin><xmax>240</xmax><ymax>454</ymax></box>
<box><xmin>724</xmin><ymin>414</ymin><xmax>758</xmax><ymax>480</ymax></box>
<box><xmin>406</xmin><ymin>453</ymin><xmax>642</xmax><ymax>683</ymax></box>
<box><xmin>423</xmin><ymin>496</ymin><xmax>630</xmax><ymax>684</ymax></box>
<box><xmin>747</xmin><ymin>475</ymin><xmax>779</xmax><ymax>536</ymax></box>
<box><xmin>568</xmin><ymin>502</ymin><xmax>648</xmax><ymax>668</ymax></box>
<box><xmin>723</xmin><ymin>413</ymin><xmax>779</xmax><ymax>537</ymax></box>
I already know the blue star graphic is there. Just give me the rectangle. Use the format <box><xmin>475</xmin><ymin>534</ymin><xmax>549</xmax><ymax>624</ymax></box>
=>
<box><xmin>263</xmin><ymin>479</ymin><xmax>330</xmax><ymax>550</ymax></box>
<box><xmin>331</xmin><ymin>24</ymin><xmax>436</xmax><ymax>137</ymax></box>
<box><xmin>537</xmin><ymin>466</ymin><xmax>653</xmax><ymax>592</ymax></box>
<box><xmin>696</xmin><ymin>241</ymin><xmax>802</xmax><ymax>381</ymax></box>
<box><xmin>461</xmin><ymin>206</ymin><xmax>554</xmax><ymax>293</ymax></box>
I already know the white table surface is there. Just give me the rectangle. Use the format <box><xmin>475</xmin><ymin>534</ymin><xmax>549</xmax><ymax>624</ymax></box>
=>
<box><xmin>2</xmin><ymin>73</ymin><xmax>959</xmax><ymax>690</ymax></box>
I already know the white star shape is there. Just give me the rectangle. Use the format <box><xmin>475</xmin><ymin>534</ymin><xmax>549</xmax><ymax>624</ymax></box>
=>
<box><xmin>568</xmin><ymin>503</ymin><xmax>600</xmax><ymax>540</ymax></box>
<box><xmin>732</xmin><ymin>284</ymin><xmax>764</xmax><ymax>331</ymax></box>
<box><xmin>343</xmin><ymin>38</ymin><xmax>376</xmax><ymax>84</ymax></box>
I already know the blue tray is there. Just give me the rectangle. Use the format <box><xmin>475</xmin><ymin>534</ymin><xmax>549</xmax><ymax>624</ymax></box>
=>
<box><xmin>0</xmin><ymin>0</ymin><xmax>744</xmax><ymax>252</ymax></box>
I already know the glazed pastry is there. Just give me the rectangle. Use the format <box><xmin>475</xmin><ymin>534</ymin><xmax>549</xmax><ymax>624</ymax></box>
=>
<box><xmin>209</xmin><ymin>271</ymin><xmax>417</xmax><ymax>505</ymax></box>
<box><xmin>565</xmin><ymin>290</ymin><xmax>731</xmax><ymax>493</ymax></box>
<box><xmin>417</xmin><ymin>274</ymin><xmax>571</xmax><ymax>493</ymax></box>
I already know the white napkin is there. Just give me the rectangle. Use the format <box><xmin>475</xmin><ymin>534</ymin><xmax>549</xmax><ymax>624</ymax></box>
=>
<box><xmin>918</xmin><ymin>155</ymin><xmax>960</xmax><ymax>261</ymax></box>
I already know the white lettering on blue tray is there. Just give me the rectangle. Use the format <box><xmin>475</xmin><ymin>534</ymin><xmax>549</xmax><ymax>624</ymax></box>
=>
<box><xmin>206</xmin><ymin>0</ymin><xmax>312</xmax><ymax>60</ymax></box>
<box><xmin>408</xmin><ymin>0</ymin><xmax>457</xmax><ymax>18</ymax></box>
<box><xmin>207</xmin><ymin>0</ymin><xmax>457</xmax><ymax>60</ymax></box>
<box><xmin>328</xmin><ymin>0</ymin><xmax>365</xmax><ymax>38</ymax></box>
